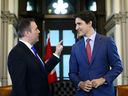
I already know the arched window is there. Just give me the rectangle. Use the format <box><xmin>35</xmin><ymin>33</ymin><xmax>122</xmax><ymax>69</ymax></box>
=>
<box><xmin>46</xmin><ymin>0</ymin><xmax>76</xmax><ymax>14</ymax></box>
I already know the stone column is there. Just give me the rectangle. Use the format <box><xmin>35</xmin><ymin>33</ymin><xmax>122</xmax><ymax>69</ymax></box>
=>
<box><xmin>120</xmin><ymin>0</ymin><xmax>128</xmax><ymax>85</ymax></box>
<box><xmin>1</xmin><ymin>10</ymin><xmax>9</xmax><ymax>86</ymax></box>
<box><xmin>8</xmin><ymin>13</ymin><xmax>18</xmax><ymax>85</ymax></box>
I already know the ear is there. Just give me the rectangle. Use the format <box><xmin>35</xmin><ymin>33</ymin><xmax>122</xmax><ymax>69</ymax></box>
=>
<box><xmin>88</xmin><ymin>21</ymin><xmax>92</xmax><ymax>27</ymax></box>
<box><xmin>25</xmin><ymin>30</ymin><xmax>31</xmax><ymax>37</ymax></box>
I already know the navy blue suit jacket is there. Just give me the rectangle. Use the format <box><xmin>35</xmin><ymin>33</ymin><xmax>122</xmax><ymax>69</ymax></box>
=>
<box><xmin>8</xmin><ymin>41</ymin><xmax>60</xmax><ymax>96</ymax></box>
<box><xmin>69</xmin><ymin>33</ymin><xmax>123</xmax><ymax>96</ymax></box>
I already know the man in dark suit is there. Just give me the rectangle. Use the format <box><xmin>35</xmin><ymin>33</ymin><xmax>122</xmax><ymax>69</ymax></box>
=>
<box><xmin>69</xmin><ymin>10</ymin><xmax>123</xmax><ymax>96</ymax></box>
<box><xmin>8</xmin><ymin>18</ymin><xmax>63</xmax><ymax>96</ymax></box>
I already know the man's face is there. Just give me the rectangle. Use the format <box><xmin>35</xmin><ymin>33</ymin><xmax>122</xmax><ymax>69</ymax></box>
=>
<box><xmin>29</xmin><ymin>21</ymin><xmax>40</xmax><ymax>45</ymax></box>
<box><xmin>75</xmin><ymin>17</ymin><xmax>90</xmax><ymax>37</ymax></box>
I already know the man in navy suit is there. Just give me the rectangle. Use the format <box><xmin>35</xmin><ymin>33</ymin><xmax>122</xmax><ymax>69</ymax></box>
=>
<box><xmin>8</xmin><ymin>18</ymin><xmax>63</xmax><ymax>96</ymax></box>
<box><xmin>69</xmin><ymin>10</ymin><xmax>123</xmax><ymax>96</ymax></box>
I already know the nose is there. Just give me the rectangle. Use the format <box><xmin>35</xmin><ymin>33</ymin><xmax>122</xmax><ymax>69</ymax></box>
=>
<box><xmin>38</xmin><ymin>29</ymin><xmax>40</xmax><ymax>33</ymax></box>
<box><xmin>76</xmin><ymin>24</ymin><xmax>79</xmax><ymax>30</ymax></box>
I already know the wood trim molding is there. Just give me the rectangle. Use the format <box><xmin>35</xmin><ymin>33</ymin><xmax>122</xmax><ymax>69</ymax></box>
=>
<box><xmin>44</xmin><ymin>14</ymin><xmax>75</xmax><ymax>19</ymax></box>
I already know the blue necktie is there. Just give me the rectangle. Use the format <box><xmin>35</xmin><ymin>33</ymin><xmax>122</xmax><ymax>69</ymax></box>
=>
<box><xmin>31</xmin><ymin>46</ymin><xmax>46</xmax><ymax>72</ymax></box>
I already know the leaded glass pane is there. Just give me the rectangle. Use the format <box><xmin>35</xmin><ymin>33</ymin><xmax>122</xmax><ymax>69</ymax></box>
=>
<box><xmin>63</xmin><ymin>30</ymin><xmax>75</xmax><ymax>46</ymax></box>
<box><xmin>26</xmin><ymin>0</ymin><xmax>39</xmax><ymax>12</ymax></box>
<box><xmin>85</xmin><ymin>0</ymin><xmax>97</xmax><ymax>11</ymax></box>
<box><xmin>63</xmin><ymin>55</ymin><xmax>70</xmax><ymax>78</ymax></box>
<box><xmin>47</xmin><ymin>30</ymin><xmax>59</xmax><ymax>46</ymax></box>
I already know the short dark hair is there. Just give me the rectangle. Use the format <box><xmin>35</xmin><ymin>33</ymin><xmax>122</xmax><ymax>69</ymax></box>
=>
<box><xmin>16</xmin><ymin>18</ymin><xmax>35</xmax><ymax>38</ymax></box>
<box><xmin>74</xmin><ymin>10</ymin><xmax>96</xmax><ymax>30</ymax></box>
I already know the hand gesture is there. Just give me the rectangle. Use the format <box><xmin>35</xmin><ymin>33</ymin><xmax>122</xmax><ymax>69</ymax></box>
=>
<box><xmin>79</xmin><ymin>80</ymin><xmax>93</xmax><ymax>92</ymax></box>
<box><xmin>91</xmin><ymin>77</ymin><xmax>106</xmax><ymax>88</ymax></box>
<box><xmin>54</xmin><ymin>40</ymin><xmax>63</xmax><ymax>56</ymax></box>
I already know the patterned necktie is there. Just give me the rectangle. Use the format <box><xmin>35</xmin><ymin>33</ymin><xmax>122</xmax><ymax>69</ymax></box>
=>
<box><xmin>31</xmin><ymin>46</ymin><xmax>46</xmax><ymax>72</ymax></box>
<box><xmin>86</xmin><ymin>38</ymin><xmax>91</xmax><ymax>63</ymax></box>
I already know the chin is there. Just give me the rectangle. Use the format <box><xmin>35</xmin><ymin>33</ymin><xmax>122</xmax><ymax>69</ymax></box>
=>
<box><xmin>34</xmin><ymin>40</ymin><xmax>39</xmax><ymax>44</ymax></box>
<box><xmin>79</xmin><ymin>34</ymin><xmax>84</xmax><ymax>37</ymax></box>
<box><xmin>37</xmin><ymin>40</ymin><xmax>39</xmax><ymax>42</ymax></box>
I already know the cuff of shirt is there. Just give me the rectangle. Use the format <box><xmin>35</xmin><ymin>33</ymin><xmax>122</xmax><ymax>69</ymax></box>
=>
<box><xmin>77</xmin><ymin>81</ymin><xmax>82</xmax><ymax>91</ymax></box>
<box><xmin>104</xmin><ymin>81</ymin><xmax>108</xmax><ymax>85</ymax></box>
<box><xmin>53</xmin><ymin>53</ymin><xmax>59</xmax><ymax>58</ymax></box>
<box><xmin>102</xmin><ymin>77</ymin><xmax>108</xmax><ymax>85</ymax></box>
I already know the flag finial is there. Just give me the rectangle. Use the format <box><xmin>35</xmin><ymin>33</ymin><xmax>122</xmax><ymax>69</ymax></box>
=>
<box><xmin>76</xmin><ymin>33</ymin><xmax>79</xmax><ymax>43</ymax></box>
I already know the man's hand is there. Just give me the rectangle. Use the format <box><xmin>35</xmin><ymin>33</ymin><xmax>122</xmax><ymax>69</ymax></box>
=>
<box><xmin>54</xmin><ymin>40</ymin><xmax>63</xmax><ymax>56</ymax></box>
<box><xmin>79</xmin><ymin>80</ymin><xmax>93</xmax><ymax>92</ymax></box>
<box><xmin>91</xmin><ymin>77</ymin><xmax>106</xmax><ymax>88</ymax></box>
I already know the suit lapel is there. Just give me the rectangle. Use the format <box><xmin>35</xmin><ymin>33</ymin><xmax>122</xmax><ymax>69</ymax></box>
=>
<box><xmin>90</xmin><ymin>33</ymin><xmax>102</xmax><ymax>65</ymax></box>
<box><xmin>80</xmin><ymin>38</ymin><xmax>89</xmax><ymax>63</ymax></box>
<box><xmin>18</xmin><ymin>41</ymin><xmax>47</xmax><ymax>75</ymax></box>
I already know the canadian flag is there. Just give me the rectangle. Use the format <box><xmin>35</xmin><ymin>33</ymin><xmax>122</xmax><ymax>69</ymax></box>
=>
<box><xmin>44</xmin><ymin>38</ymin><xmax>57</xmax><ymax>84</ymax></box>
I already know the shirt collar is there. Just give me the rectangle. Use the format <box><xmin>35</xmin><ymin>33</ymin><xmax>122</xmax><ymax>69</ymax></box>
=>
<box><xmin>19</xmin><ymin>39</ymin><xmax>33</xmax><ymax>49</ymax></box>
<box><xmin>84</xmin><ymin>31</ymin><xmax>96</xmax><ymax>42</ymax></box>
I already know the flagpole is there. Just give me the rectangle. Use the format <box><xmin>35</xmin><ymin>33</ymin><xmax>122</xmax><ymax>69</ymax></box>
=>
<box><xmin>77</xmin><ymin>33</ymin><xmax>79</xmax><ymax>38</ymax></box>
<box><xmin>76</xmin><ymin>33</ymin><xmax>79</xmax><ymax>42</ymax></box>
<box><xmin>49</xmin><ymin>29</ymin><xmax>50</xmax><ymax>38</ymax></box>
<box><xmin>45</xmin><ymin>30</ymin><xmax>58</xmax><ymax>84</ymax></box>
